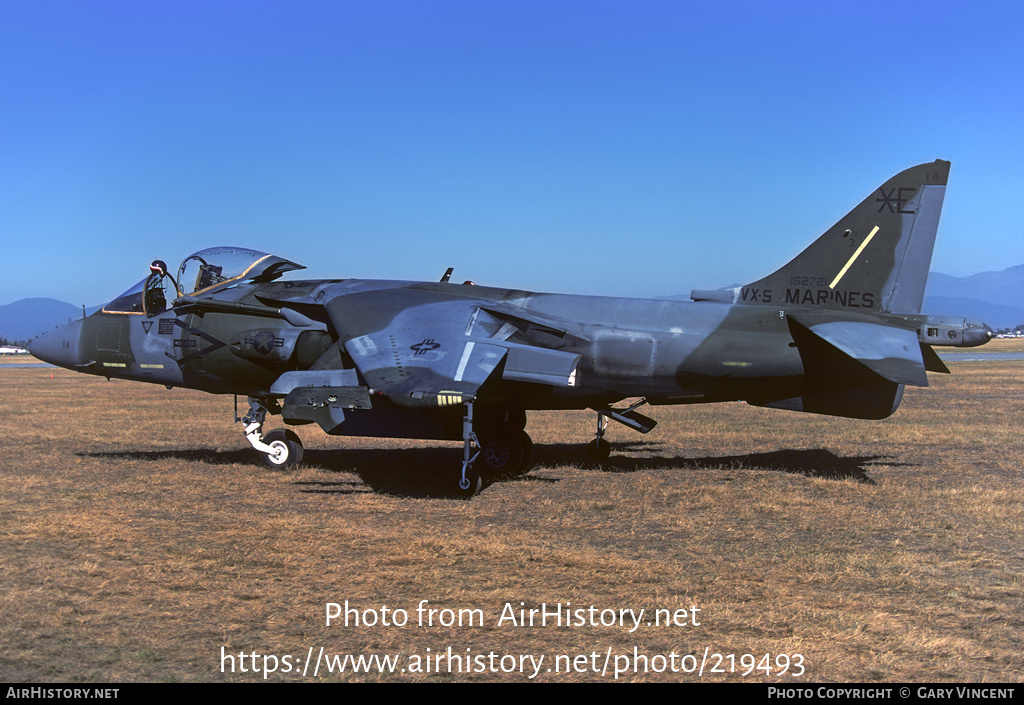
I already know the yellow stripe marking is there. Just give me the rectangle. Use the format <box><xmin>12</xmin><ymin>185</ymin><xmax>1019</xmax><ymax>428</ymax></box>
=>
<box><xmin>830</xmin><ymin>226</ymin><xmax>879</xmax><ymax>289</ymax></box>
<box><xmin>436</xmin><ymin>391</ymin><xmax>465</xmax><ymax>407</ymax></box>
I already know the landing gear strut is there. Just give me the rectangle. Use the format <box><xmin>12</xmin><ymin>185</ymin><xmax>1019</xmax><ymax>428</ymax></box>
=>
<box><xmin>456</xmin><ymin>401</ymin><xmax>483</xmax><ymax>497</ymax></box>
<box><xmin>455</xmin><ymin>401</ymin><xmax>533</xmax><ymax>497</ymax></box>
<box><xmin>588</xmin><ymin>413</ymin><xmax>612</xmax><ymax>460</ymax></box>
<box><xmin>588</xmin><ymin>398</ymin><xmax>657</xmax><ymax>460</ymax></box>
<box><xmin>240</xmin><ymin>396</ymin><xmax>304</xmax><ymax>469</ymax></box>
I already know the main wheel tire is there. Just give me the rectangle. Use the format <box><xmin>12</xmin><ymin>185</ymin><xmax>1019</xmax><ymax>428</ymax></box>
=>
<box><xmin>476</xmin><ymin>407</ymin><xmax>527</xmax><ymax>432</ymax></box>
<box><xmin>260</xmin><ymin>429</ymin><xmax>304</xmax><ymax>469</ymax></box>
<box><xmin>508</xmin><ymin>408</ymin><xmax>528</xmax><ymax>431</ymax></box>
<box><xmin>477</xmin><ymin>429</ymin><xmax>525</xmax><ymax>478</ymax></box>
<box><xmin>587</xmin><ymin>437</ymin><xmax>611</xmax><ymax>460</ymax></box>
<box><xmin>516</xmin><ymin>430</ymin><xmax>534</xmax><ymax>474</ymax></box>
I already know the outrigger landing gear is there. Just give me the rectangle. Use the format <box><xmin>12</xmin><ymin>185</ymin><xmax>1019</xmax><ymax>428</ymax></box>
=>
<box><xmin>588</xmin><ymin>399</ymin><xmax>657</xmax><ymax>460</ymax></box>
<box><xmin>240</xmin><ymin>396</ymin><xmax>304</xmax><ymax>469</ymax></box>
<box><xmin>456</xmin><ymin>401</ymin><xmax>483</xmax><ymax>497</ymax></box>
<box><xmin>588</xmin><ymin>413</ymin><xmax>612</xmax><ymax>460</ymax></box>
<box><xmin>456</xmin><ymin>401</ymin><xmax>534</xmax><ymax>497</ymax></box>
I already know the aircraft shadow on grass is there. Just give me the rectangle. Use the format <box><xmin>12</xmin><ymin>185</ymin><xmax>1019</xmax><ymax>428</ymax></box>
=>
<box><xmin>79</xmin><ymin>443</ymin><xmax>898</xmax><ymax>497</ymax></box>
<box><xmin>573</xmin><ymin>443</ymin><xmax>895</xmax><ymax>485</ymax></box>
<box><xmin>78</xmin><ymin>447</ymin><xmax>255</xmax><ymax>465</ymax></box>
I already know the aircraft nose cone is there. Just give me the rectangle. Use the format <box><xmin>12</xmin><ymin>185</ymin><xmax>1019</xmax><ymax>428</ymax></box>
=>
<box><xmin>29</xmin><ymin>319</ymin><xmax>85</xmax><ymax>368</ymax></box>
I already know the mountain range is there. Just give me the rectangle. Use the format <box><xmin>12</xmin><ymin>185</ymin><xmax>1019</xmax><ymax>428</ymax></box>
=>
<box><xmin>2</xmin><ymin>266</ymin><xmax>1023</xmax><ymax>344</ymax></box>
<box><xmin>922</xmin><ymin>264</ymin><xmax>1024</xmax><ymax>331</ymax></box>
<box><xmin>0</xmin><ymin>299</ymin><xmax>97</xmax><ymax>344</ymax></box>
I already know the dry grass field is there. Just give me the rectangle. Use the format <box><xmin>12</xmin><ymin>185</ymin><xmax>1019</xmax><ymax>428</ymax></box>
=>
<box><xmin>1</xmin><ymin>359</ymin><xmax>1022</xmax><ymax>682</ymax></box>
<box><xmin>983</xmin><ymin>338</ymin><xmax>1024</xmax><ymax>353</ymax></box>
<box><xmin>943</xmin><ymin>338</ymin><xmax>1024</xmax><ymax>354</ymax></box>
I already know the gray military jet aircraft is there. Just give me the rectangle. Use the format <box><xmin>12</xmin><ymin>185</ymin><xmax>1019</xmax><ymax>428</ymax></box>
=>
<box><xmin>31</xmin><ymin>160</ymin><xmax>992</xmax><ymax>495</ymax></box>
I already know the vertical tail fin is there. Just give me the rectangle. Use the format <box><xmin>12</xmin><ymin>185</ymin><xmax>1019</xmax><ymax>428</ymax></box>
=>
<box><xmin>740</xmin><ymin>160</ymin><xmax>949</xmax><ymax>314</ymax></box>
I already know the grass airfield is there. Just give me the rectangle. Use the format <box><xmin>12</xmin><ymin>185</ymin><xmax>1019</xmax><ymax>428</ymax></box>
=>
<box><xmin>1</xmin><ymin>352</ymin><xmax>1021</xmax><ymax>682</ymax></box>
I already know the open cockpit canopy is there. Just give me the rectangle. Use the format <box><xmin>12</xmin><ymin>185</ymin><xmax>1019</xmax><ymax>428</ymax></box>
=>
<box><xmin>103</xmin><ymin>247</ymin><xmax>305</xmax><ymax>314</ymax></box>
<box><xmin>176</xmin><ymin>247</ymin><xmax>305</xmax><ymax>296</ymax></box>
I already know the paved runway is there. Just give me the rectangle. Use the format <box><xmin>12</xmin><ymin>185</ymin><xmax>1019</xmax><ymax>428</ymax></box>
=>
<box><xmin>937</xmin><ymin>352</ymin><xmax>1024</xmax><ymax>362</ymax></box>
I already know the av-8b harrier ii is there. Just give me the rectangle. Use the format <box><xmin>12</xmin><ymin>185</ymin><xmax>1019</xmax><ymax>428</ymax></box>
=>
<box><xmin>31</xmin><ymin>160</ymin><xmax>992</xmax><ymax>495</ymax></box>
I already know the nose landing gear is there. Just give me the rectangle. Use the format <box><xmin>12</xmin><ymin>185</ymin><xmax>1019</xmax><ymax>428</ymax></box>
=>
<box><xmin>240</xmin><ymin>396</ymin><xmax>304</xmax><ymax>469</ymax></box>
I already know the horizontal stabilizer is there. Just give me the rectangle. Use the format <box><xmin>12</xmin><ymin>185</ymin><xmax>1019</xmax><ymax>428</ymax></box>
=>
<box><xmin>789</xmin><ymin>312</ymin><xmax>929</xmax><ymax>387</ymax></box>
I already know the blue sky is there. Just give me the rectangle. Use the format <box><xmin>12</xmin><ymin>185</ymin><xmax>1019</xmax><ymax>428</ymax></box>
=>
<box><xmin>2</xmin><ymin>1</ymin><xmax>1022</xmax><ymax>306</ymax></box>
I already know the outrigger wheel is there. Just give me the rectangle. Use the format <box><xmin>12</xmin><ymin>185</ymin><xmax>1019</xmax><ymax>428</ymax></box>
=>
<box><xmin>587</xmin><ymin>437</ymin><xmax>611</xmax><ymax>460</ymax></box>
<box><xmin>586</xmin><ymin>400</ymin><xmax>655</xmax><ymax>461</ymax></box>
<box><xmin>588</xmin><ymin>409</ymin><xmax>612</xmax><ymax>461</ymax></box>
<box><xmin>454</xmin><ymin>466</ymin><xmax>483</xmax><ymax>498</ymax></box>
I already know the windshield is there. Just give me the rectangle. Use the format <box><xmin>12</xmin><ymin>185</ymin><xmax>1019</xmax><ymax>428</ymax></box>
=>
<box><xmin>102</xmin><ymin>272</ymin><xmax>172</xmax><ymax>316</ymax></box>
<box><xmin>176</xmin><ymin>247</ymin><xmax>305</xmax><ymax>296</ymax></box>
<box><xmin>103</xmin><ymin>278</ymin><xmax>147</xmax><ymax>314</ymax></box>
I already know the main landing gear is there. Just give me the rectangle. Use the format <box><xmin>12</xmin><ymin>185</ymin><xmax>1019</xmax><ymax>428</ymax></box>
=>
<box><xmin>456</xmin><ymin>401</ymin><xmax>533</xmax><ymax>497</ymax></box>
<box><xmin>241</xmin><ymin>396</ymin><xmax>305</xmax><ymax>469</ymax></box>
<box><xmin>240</xmin><ymin>395</ymin><xmax>530</xmax><ymax>498</ymax></box>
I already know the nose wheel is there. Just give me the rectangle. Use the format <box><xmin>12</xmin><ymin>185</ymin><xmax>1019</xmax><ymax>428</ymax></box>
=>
<box><xmin>259</xmin><ymin>429</ymin><xmax>304</xmax><ymax>469</ymax></box>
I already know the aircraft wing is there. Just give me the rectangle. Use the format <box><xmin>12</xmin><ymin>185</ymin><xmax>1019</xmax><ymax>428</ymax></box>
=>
<box><xmin>323</xmin><ymin>289</ymin><xmax>581</xmax><ymax>408</ymax></box>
